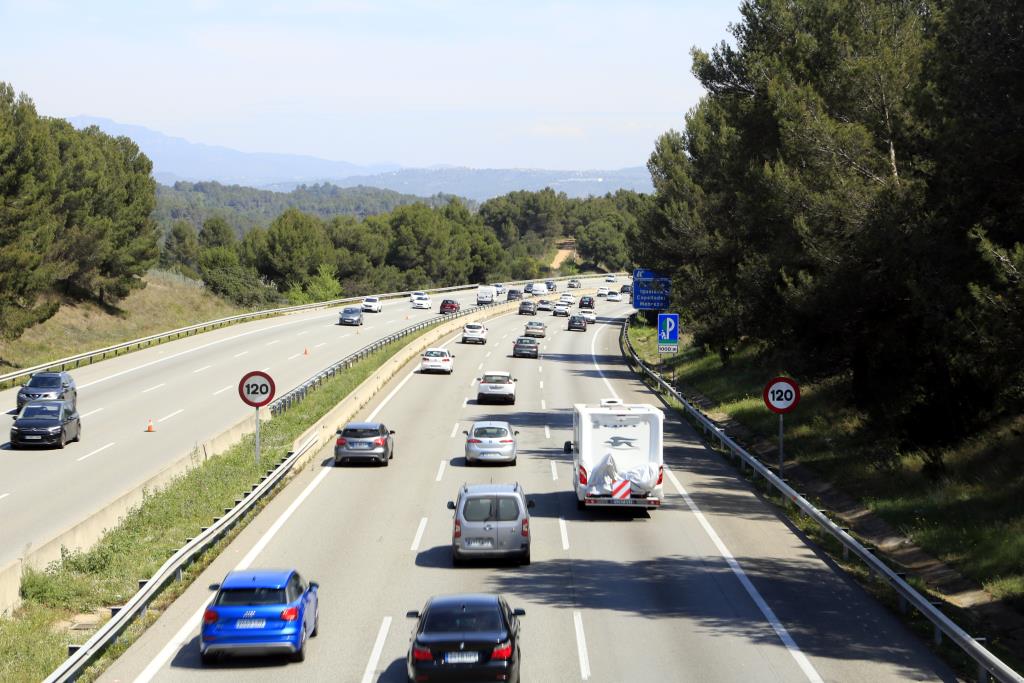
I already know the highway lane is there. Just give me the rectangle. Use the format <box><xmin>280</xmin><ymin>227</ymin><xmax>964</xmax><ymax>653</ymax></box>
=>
<box><xmin>101</xmin><ymin>298</ymin><xmax>953</xmax><ymax>683</ymax></box>
<box><xmin>0</xmin><ymin>278</ymin><xmax>607</xmax><ymax>569</ymax></box>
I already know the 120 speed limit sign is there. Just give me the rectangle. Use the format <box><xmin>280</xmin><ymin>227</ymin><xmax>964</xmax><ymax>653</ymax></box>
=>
<box><xmin>763</xmin><ymin>376</ymin><xmax>800</xmax><ymax>414</ymax></box>
<box><xmin>238</xmin><ymin>370</ymin><xmax>276</xmax><ymax>408</ymax></box>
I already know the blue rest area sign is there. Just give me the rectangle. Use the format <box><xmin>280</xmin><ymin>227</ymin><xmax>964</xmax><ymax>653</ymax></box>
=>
<box><xmin>632</xmin><ymin>268</ymin><xmax>671</xmax><ymax>311</ymax></box>
<box><xmin>657</xmin><ymin>313</ymin><xmax>679</xmax><ymax>354</ymax></box>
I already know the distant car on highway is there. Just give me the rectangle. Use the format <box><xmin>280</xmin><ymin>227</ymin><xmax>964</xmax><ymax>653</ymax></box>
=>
<box><xmin>447</xmin><ymin>483</ymin><xmax>534</xmax><ymax>562</ymax></box>
<box><xmin>524</xmin><ymin>321</ymin><xmax>546</xmax><ymax>338</ymax></box>
<box><xmin>406</xmin><ymin>593</ymin><xmax>525</xmax><ymax>681</ymax></box>
<box><xmin>440</xmin><ymin>299</ymin><xmax>460</xmax><ymax>314</ymax></box>
<box><xmin>512</xmin><ymin>337</ymin><xmax>539</xmax><ymax>358</ymax></box>
<box><xmin>16</xmin><ymin>371</ymin><xmax>77</xmax><ymax>411</ymax></box>
<box><xmin>580</xmin><ymin>310</ymin><xmax>597</xmax><ymax>324</ymax></box>
<box><xmin>412</xmin><ymin>294</ymin><xmax>432</xmax><ymax>310</ymax></box>
<box><xmin>606</xmin><ymin>291</ymin><xmax>622</xmax><ymax>302</ymax></box>
<box><xmin>517</xmin><ymin>301</ymin><xmax>536</xmax><ymax>315</ymax></box>
<box><xmin>568</xmin><ymin>315</ymin><xmax>587</xmax><ymax>331</ymax></box>
<box><xmin>361</xmin><ymin>296</ymin><xmax>382</xmax><ymax>313</ymax></box>
<box><xmin>201</xmin><ymin>569</ymin><xmax>319</xmax><ymax>664</ymax></box>
<box><xmin>338</xmin><ymin>306</ymin><xmax>364</xmax><ymax>326</ymax></box>
<box><xmin>491</xmin><ymin>283</ymin><xmax>506</xmax><ymax>295</ymax></box>
<box><xmin>559</xmin><ymin>293</ymin><xmax>575</xmax><ymax>305</ymax></box>
<box><xmin>619</xmin><ymin>284</ymin><xmax>632</xmax><ymax>294</ymax></box>
<box><xmin>335</xmin><ymin>421</ymin><xmax>395</xmax><ymax>466</ymax></box>
<box><xmin>579</xmin><ymin>296</ymin><xmax>595</xmax><ymax>310</ymax></box>
<box><xmin>596</xmin><ymin>287</ymin><xmax>609</xmax><ymax>297</ymax></box>
<box><xmin>567</xmin><ymin>279</ymin><xmax>581</xmax><ymax>288</ymax></box>
<box><xmin>544</xmin><ymin>280</ymin><xmax>558</xmax><ymax>292</ymax></box>
<box><xmin>506</xmin><ymin>288</ymin><xmax>522</xmax><ymax>301</ymax></box>
<box><xmin>421</xmin><ymin>348</ymin><xmax>455</xmax><ymax>374</ymax></box>
<box><xmin>409</xmin><ymin>290</ymin><xmax>427</xmax><ymax>299</ymax></box>
<box><xmin>9</xmin><ymin>400</ymin><xmax>80</xmax><ymax>449</ymax></box>
<box><xmin>461</xmin><ymin>322</ymin><xmax>488</xmax><ymax>344</ymax></box>
<box><xmin>536</xmin><ymin>299</ymin><xmax>554</xmax><ymax>312</ymax></box>
<box><xmin>462</xmin><ymin>421</ymin><xmax>519</xmax><ymax>464</ymax></box>
<box><xmin>605</xmin><ymin>274</ymin><xmax>616</xmax><ymax>282</ymax></box>
<box><xmin>476</xmin><ymin>371</ymin><xmax>517</xmax><ymax>405</ymax></box>
<box><xmin>553</xmin><ymin>303</ymin><xmax>570</xmax><ymax>317</ymax></box>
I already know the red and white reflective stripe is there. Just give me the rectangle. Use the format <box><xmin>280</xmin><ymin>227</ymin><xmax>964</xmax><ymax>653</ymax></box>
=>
<box><xmin>611</xmin><ymin>479</ymin><xmax>631</xmax><ymax>500</ymax></box>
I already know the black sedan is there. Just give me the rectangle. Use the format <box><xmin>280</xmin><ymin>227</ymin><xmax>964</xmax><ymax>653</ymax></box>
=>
<box><xmin>407</xmin><ymin>594</ymin><xmax>524</xmax><ymax>683</ymax></box>
<box><xmin>10</xmin><ymin>400</ymin><xmax>81</xmax><ymax>449</ymax></box>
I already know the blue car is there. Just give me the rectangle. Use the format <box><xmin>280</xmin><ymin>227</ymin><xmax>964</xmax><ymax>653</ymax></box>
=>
<box><xmin>200</xmin><ymin>569</ymin><xmax>319</xmax><ymax>664</ymax></box>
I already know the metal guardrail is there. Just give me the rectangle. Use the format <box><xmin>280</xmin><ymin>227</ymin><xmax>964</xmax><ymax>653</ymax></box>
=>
<box><xmin>0</xmin><ymin>273</ymin><xmax>611</xmax><ymax>390</ymax></box>
<box><xmin>44</xmin><ymin>434</ymin><xmax>319</xmax><ymax>683</ymax></box>
<box><xmin>619</xmin><ymin>316</ymin><xmax>1021</xmax><ymax>683</ymax></box>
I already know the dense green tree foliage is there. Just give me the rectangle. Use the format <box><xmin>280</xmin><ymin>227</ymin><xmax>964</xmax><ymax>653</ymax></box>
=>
<box><xmin>634</xmin><ymin>0</ymin><xmax>1024</xmax><ymax>456</ymax></box>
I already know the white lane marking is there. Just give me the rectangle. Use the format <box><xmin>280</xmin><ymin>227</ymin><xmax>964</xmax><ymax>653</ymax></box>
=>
<box><xmin>544</xmin><ymin>425</ymin><xmax>551</xmax><ymax>439</ymax></box>
<box><xmin>80</xmin><ymin>407</ymin><xmax>103</xmax><ymax>418</ymax></box>
<box><xmin>574</xmin><ymin>610</ymin><xmax>591</xmax><ymax>680</ymax></box>
<box><xmin>361</xmin><ymin>616</ymin><xmax>392</xmax><ymax>683</ymax></box>
<box><xmin>590</xmin><ymin>322</ymin><xmax>619</xmax><ymax>399</ymax></box>
<box><xmin>0</xmin><ymin>493</ymin><xmax>8</xmax><ymax>502</ymax></box>
<box><xmin>157</xmin><ymin>408</ymin><xmax>184</xmax><ymax>423</ymax></box>
<box><xmin>233</xmin><ymin>351</ymin><xmax>248</xmax><ymax>358</ymax></box>
<box><xmin>411</xmin><ymin>517</ymin><xmax>428</xmax><ymax>550</ymax></box>
<box><xmin>539</xmin><ymin>380</ymin><xmax>544</xmax><ymax>390</ymax></box>
<box><xmin>366</xmin><ymin>369</ymin><xmax>416</xmax><ymax>422</ymax></box>
<box><xmin>212</xmin><ymin>384</ymin><xmax>232</xmax><ymax>396</ymax></box>
<box><xmin>541</xmin><ymin>399</ymin><xmax>546</xmax><ymax>410</ymax></box>
<box><xmin>468</xmin><ymin>377</ymin><xmax>475</xmax><ymax>387</ymax></box>
<box><xmin>192</xmin><ymin>365</ymin><xmax>211</xmax><ymax>373</ymax></box>
<box><xmin>665</xmin><ymin>468</ymin><xmax>824</xmax><ymax>682</ymax></box>
<box><xmin>462</xmin><ymin>397</ymin><xmax>469</xmax><ymax>407</ymax></box>
<box><xmin>240</xmin><ymin>469</ymin><xmax>332</xmax><ymax>570</ymax></box>
<box><xmin>288</xmin><ymin>353</ymin><xmax>301</xmax><ymax>360</ymax></box>
<box><xmin>538</xmin><ymin>365</ymin><xmax>543</xmax><ymax>373</ymax></box>
<box><xmin>450</xmin><ymin>422</ymin><xmax>459</xmax><ymax>438</ymax></box>
<box><xmin>77</xmin><ymin>441</ymin><xmax>115</xmax><ymax>462</ymax></box>
<box><xmin>141</xmin><ymin>383</ymin><xmax>165</xmax><ymax>394</ymax></box>
<box><xmin>315</xmin><ymin>342</ymin><xmax>327</xmax><ymax>348</ymax></box>
<box><xmin>296</xmin><ymin>330</ymin><xmax>308</xmax><ymax>336</ymax></box>
<box><xmin>261</xmin><ymin>366</ymin><xmax>271</xmax><ymax>372</ymax></box>
<box><xmin>550</xmin><ymin>461</ymin><xmax>558</xmax><ymax>480</ymax></box>
<box><xmin>559</xmin><ymin>518</ymin><xmax>570</xmax><ymax>550</ymax></box>
<box><xmin>385</xmin><ymin>318</ymin><xmax>398</xmax><ymax>324</ymax></box>
<box><xmin>477</xmin><ymin>362</ymin><xmax>483</xmax><ymax>370</ymax></box>
<box><xmin>435</xmin><ymin>460</ymin><xmax>446</xmax><ymax>482</ymax></box>
<box><xmin>265</xmin><ymin>339</ymin><xmax>280</xmax><ymax>346</ymax></box>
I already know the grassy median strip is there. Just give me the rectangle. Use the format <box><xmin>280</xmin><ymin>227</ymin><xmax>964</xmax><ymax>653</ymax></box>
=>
<box><xmin>0</xmin><ymin>325</ymin><xmax>433</xmax><ymax>683</ymax></box>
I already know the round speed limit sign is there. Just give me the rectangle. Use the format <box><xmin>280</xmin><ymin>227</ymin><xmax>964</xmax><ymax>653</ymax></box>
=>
<box><xmin>763</xmin><ymin>376</ymin><xmax>800</xmax><ymax>414</ymax></box>
<box><xmin>238</xmin><ymin>370</ymin><xmax>276</xmax><ymax>408</ymax></box>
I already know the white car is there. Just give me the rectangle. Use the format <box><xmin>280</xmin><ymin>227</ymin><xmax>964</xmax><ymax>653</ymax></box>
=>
<box><xmin>491</xmin><ymin>283</ymin><xmax>506</xmax><ymax>295</ymax></box>
<box><xmin>559</xmin><ymin>293</ymin><xmax>575</xmax><ymax>305</ymax></box>
<box><xmin>361</xmin><ymin>296</ymin><xmax>382</xmax><ymax>313</ymax></box>
<box><xmin>596</xmin><ymin>287</ymin><xmax>610</xmax><ymax>297</ymax></box>
<box><xmin>606</xmin><ymin>291</ymin><xmax>622</xmax><ymax>302</ymax></box>
<box><xmin>580</xmin><ymin>310</ymin><xmax>597</xmax><ymax>324</ymax></box>
<box><xmin>421</xmin><ymin>348</ymin><xmax>455</xmax><ymax>374</ymax></box>
<box><xmin>412</xmin><ymin>295</ymin><xmax>432</xmax><ymax>309</ymax></box>
<box><xmin>536</xmin><ymin>299</ymin><xmax>554</xmax><ymax>312</ymax></box>
<box><xmin>553</xmin><ymin>303</ymin><xmax>570</xmax><ymax>317</ymax></box>
<box><xmin>410</xmin><ymin>290</ymin><xmax>427</xmax><ymax>299</ymax></box>
<box><xmin>462</xmin><ymin>322</ymin><xmax>488</xmax><ymax>344</ymax></box>
<box><xmin>605</xmin><ymin>274</ymin><xmax>616</xmax><ymax>282</ymax></box>
<box><xmin>475</xmin><ymin>370</ymin><xmax>517</xmax><ymax>404</ymax></box>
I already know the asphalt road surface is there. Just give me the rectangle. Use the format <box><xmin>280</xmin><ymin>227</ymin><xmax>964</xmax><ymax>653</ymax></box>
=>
<box><xmin>0</xmin><ymin>279</ymin><xmax>606</xmax><ymax>569</ymax></box>
<box><xmin>99</xmin><ymin>300</ymin><xmax>954</xmax><ymax>683</ymax></box>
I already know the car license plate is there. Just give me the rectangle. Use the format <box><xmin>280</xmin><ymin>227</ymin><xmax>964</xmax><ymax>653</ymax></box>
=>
<box><xmin>465</xmin><ymin>538</ymin><xmax>493</xmax><ymax>547</ymax></box>
<box><xmin>235</xmin><ymin>619</ymin><xmax>266</xmax><ymax>629</ymax></box>
<box><xmin>445</xmin><ymin>651</ymin><xmax>479</xmax><ymax>664</ymax></box>
<box><xmin>350</xmin><ymin>442</ymin><xmax>370</xmax><ymax>449</ymax></box>
<box><xmin>24</xmin><ymin>435</ymin><xmax>42</xmax><ymax>440</ymax></box>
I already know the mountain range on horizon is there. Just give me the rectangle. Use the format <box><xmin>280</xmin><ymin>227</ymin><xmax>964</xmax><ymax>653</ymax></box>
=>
<box><xmin>69</xmin><ymin>116</ymin><xmax>653</xmax><ymax>200</ymax></box>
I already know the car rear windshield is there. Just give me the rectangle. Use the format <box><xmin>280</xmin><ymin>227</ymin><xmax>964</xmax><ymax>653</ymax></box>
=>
<box><xmin>27</xmin><ymin>375</ymin><xmax>61</xmax><ymax>388</ymax></box>
<box><xmin>215</xmin><ymin>588</ymin><xmax>287</xmax><ymax>606</ymax></box>
<box><xmin>444</xmin><ymin>300</ymin><xmax>456</xmax><ymax>304</ymax></box>
<box><xmin>343</xmin><ymin>307</ymin><xmax>360</xmax><ymax>314</ymax></box>
<box><xmin>516</xmin><ymin>338</ymin><xmax>537</xmax><ymax>345</ymax></box>
<box><xmin>473</xmin><ymin>426</ymin><xmax>509</xmax><ymax>438</ymax></box>
<box><xmin>481</xmin><ymin>375</ymin><xmax>509</xmax><ymax>384</ymax></box>
<box><xmin>342</xmin><ymin>427</ymin><xmax>379</xmax><ymax>438</ymax></box>
<box><xmin>464</xmin><ymin>324</ymin><xmax>482</xmax><ymax>331</ymax></box>
<box><xmin>21</xmin><ymin>404</ymin><xmax>61</xmax><ymax>419</ymax></box>
<box><xmin>424</xmin><ymin>350</ymin><xmax>447</xmax><ymax>357</ymax></box>
<box><xmin>423</xmin><ymin>604</ymin><xmax>504</xmax><ymax>633</ymax></box>
<box><xmin>365</xmin><ymin>297</ymin><xmax>378</xmax><ymax>302</ymax></box>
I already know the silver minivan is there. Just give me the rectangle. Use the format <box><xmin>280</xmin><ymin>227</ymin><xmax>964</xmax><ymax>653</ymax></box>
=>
<box><xmin>447</xmin><ymin>483</ymin><xmax>534</xmax><ymax>565</ymax></box>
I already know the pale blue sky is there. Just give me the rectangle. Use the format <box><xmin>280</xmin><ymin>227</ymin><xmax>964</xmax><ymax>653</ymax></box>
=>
<box><xmin>1</xmin><ymin>0</ymin><xmax>740</xmax><ymax>169</ymax></box>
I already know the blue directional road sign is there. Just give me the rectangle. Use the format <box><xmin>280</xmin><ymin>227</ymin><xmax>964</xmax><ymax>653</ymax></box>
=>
<box><xmin>632</xmin><ymin>269</ymin><xmax>671</xmax><ymax>310</ymax></box>
<box><xmin>657</xmin><ymin>313</ymin><xmax>679</xmax><ymax>354</ymax></box>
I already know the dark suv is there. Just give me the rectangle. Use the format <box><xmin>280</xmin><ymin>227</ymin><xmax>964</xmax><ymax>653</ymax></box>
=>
<box><xmin>17</xmin><ymin>371</ymin><xmax>77</xmax><ymax>411</ymax></box>
<box><xmin>440</xmin><ymin>299</ymin><xmax>460</xmax><ymax>314</ymax></box>
<box><xmin>518</xmin><ymin>301</ymin><xmax>537</xmax><ymax>315</ymax></box>
<box><xmin>620</xmin><ymin>284</ymin><xmax>632</xmax><ymax>294</ymax></box>
<box><xmin>568</xmin><ymin>315</ymin><xmax>587</xmax><ymax>331</ymax></box>
<box><xmin>506</xmin><ymin>289</ymin><xmax>522</xmax><ymax>301</ymax></box>
<box><xmin>579</xmin><ymin>296</ymin><xmax>595</xmax><ymax>310</ymax></box>
<box><xmin>544</xmin><ymin>280</ymin><xmax>557</xmax><ymax>292</ymax></box>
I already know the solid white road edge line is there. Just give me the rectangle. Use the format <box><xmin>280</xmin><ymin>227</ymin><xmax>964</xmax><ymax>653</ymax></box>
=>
<box><xmin>366</xmin><ymin>370</ymin><xmax>416</xmax><ymax>423</ymax></box>
<box><xmin>550</xmin><ymin>461</ymin><xmax>558</xmax><ymax>480</ymax></box>
<box><xmin>141</xmin><ymin>383</ymin><xmax>165</xmax><ymax>394</ymax></box>
<box><xmin>77</xmin><ymin>442</ymin><xmax>115</xmax><ymax>462</ymax></box>
<box><xmin>450</xmin><ymin>422</ymin><xmax>459</xmax><ymax>438</ymax></box>
<box><xmin>411</xmin><ymin>517</ymin><xmax>428</xmax><ymax>550</ymax></box>
<box><xmin>544</xmin><ymin>425</ymin><xmax>550</xmax><ymax>439</ymax></box>
<box><xmin>665</xmin><ymin>468</ymin><xmax>824</xmax><ymax>683</ymax></box>
<box><xmin>212</xmin><ymin>385</ymin><xmax>231</xmax><ymax>396</ymax></box>
<box><xmin>233</xmin><ymin>351</ymin><xmax>248</xmax><ymax>358</ymax></box>
<box><xmin>361</xmin><ymin>616</ymin><xmax>393</xmax><ymax>683</ymax></box>
<box><xmin>559</xmin><ymin>518</ymin><xmax>569</xmax><ymax>550</ymax></box>
<box><xmin>541</xmin><ymin>399</ymin><xmax>546</xmax><ymax>410</ymax></box>
<box><xmin>590</xmin><ymin>322</ymin><xmax>619</xmax><ymax>399</ymax></box>
<box><xmin>435</xmin><ymin>460</ymin><xmax>446</xmax><ymax>482</ymax></box>
<box><xmin>79</xmin><ymin>407</ymin><xmax>103</xmax><ymax>418</ymax></box>
<box><xmin>574</xmin><ymin>610</ymin><xmax>591</xmax><ymax>680</ymax></box>
<box><xmin>157</xmin><ymin>409</ymin><xmax>184</xmax><ymax>423</ymax></box>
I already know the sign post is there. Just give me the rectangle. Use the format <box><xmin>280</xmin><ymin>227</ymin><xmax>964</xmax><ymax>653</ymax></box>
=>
<box><xmin>762</xmin><ymin>376</ymin><xmax>800</xmax><ymax>478</ymax></box>
<box><xmin>238</xmin><ymin>370</ymin><xmax>276</xmax><ymax>467</ymax></box>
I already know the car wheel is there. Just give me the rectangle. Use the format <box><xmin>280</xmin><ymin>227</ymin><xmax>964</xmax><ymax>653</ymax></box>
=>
<box><xmin>381</xmin><ymin>454</ymin><xmax>389</xmax><ymax>467</ymax></box>
<box><xmin>291</xmin><ymin>630</ymin><xmax>307</xmax><ymax>662</ymax></box>
<box><xmin>200</xmin><ymin>651</ymin><xmax>218</xmax><ymax>666</ymax></box>
<box><xmin>58</xmin><ymin>429</ymin><xmax>66</xmax><ymax>449</ymax></box>
<box><xmin>73</xmin><ymin>423</ymin><xmax>81</xmax><ymax>442</ymax></box>
<box><xmin>452</xmin><ymin>551</ymin><xmax>463</xmax><ymax>567</ymax></box>
<box><xmin>577</xmin><ymin>498</ymin><xmax>586</xmax><ymax>511</ymax></box>
<box><xmin>509</xmin><ymin>397</ymin><xmax>516</xmax><ymax>405</ymax></box>
<box><xmin>511</xmin><ymin>457</ymin><xmax>517</xmax><ymax>467</ymax></box>
<box><xmin>520</xmin><ymin>549</ymin><xmax>531</xmax><ymax>566</ymax></box>
<box><xmin>311</xmin><ymin>608</ymin><xmax>319</xmax><ymax>637</ymax></box>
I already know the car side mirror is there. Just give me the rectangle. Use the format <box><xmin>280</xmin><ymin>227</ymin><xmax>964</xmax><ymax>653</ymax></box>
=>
<box><xmin>513</xmin><ymin>430</ymin><xmax>520</xmax><ymax>435</ymax></box>
<box><xmin>389</xmin><ymin>430</ymin><xmax>396</xmax><ymax>434</ymax></box>
<box><xmin>462</xmin><ymin>430</ymin><xmax>468</xmax><ymax>436</ymax></box>
<box><xmin>563</xmin><ymin>440</ymin><xmax>572</xmax><ymax>454</ymax></box>
<box><xmin>513</xmin><ymin>608</ymin><xmax>526</xmax><ymax>616</ymax></box>
<box><xmin>475</xmin><ymin>377</ymin><xmax>481</xmax><ymax>382</ymax></box>
<box><xmin>526</xmin><ymin>500</ymin><xmax>535</xmax><ymax>509</ymax></box>
<box><xmin>208</xmin><ymin>583</ymin><xmax>220</xmax><ymax>591</ymax></box>
<box><xmin>446</xmin><ymin>501</ymin><xmax>456</xmax><ymax>510</ymax></box>
<box><xmin>309</xmin><ymin>581</ymin><xmax>319</xmax><ymax>590</ymax></box>
<box><xmin>406</xmin><ymin>610</ymin><xmax>420</xmax><ymax>619</ymax></box>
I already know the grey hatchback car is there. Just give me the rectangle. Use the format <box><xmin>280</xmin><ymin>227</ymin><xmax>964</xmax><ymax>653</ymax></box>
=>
<box><xmin>447</xmin><ymin>483</ymin><xmax>534</xmax><ymax>565</ymax></box>
<box><xmin>17</xmin><ymin>371</ymin><xmax>77</xmax><ymax>411</ymax></box>
<box><xmin>338</xmin><ymin>307</ymin><xmax>364</xmax><ymax>326</ymax></box>
<box><xmin>463</xmin><ymin>421</ymin><xmax>518</xmax><ymax>465</ymax></box>
<box><xmin>334</xmin><ymin>422</ymin><xmax>395</xmax><ymax>465</ymax></box>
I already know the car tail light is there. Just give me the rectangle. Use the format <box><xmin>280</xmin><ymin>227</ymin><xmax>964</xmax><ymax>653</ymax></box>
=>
<box><xmin>491</xmin><ymin>640</ymin><xmax>513</xmax><ymax>660</ymax></box>
<box><xmin>499</xmin><ymin>439</ymin><xmax>514</xmax><ymax>443</ymax></box>
<box><xmin>467</xmin><ymin>438</ymin><xmax>482</xmax><ymax>444</ymax></box>
<box><xmin>373</xmin><ymin>437</ymin><xmax>386</xmax><ymax>446</ymax></box>
<box><xmin>453</xmin><ymin>519</ymin><xmax>461</xmax><ymax>538</ymax></box>
<box><xmin>412</xmin><ymin>644</ymin><xmax>433</xmax><ymax>661</ymax></box>
<box><xmin>521</xmin><ymin>518</ymin><xmax>529</xmax><ymax>537</ymax></box>
<box><xmin>336</xmin><ymin>437</ymin><xmax>347</xmax><ymax>446</ymax></box>
<box><xmin>657</xmin><ymin>465</ymin><xmax>664</xmax><ymax>486</ymax></box>
<box><xmin>578</xmin><ymin>465</ymin><xmax>588</xmax><ymax>485</ymax></box>
<box><xmin>280</xmin><ymin>607</ymin><xmax>299</xmax><ymax>621</ymax></box>
<box><xmin>203</xmin><ymin>609</ymin><xmax>218</xmax><ymax>625</ymax></box>
<box><xmin>442</xmin><ymin>358</ymin><xmax>450</xmax><ymax>362</ymax></box>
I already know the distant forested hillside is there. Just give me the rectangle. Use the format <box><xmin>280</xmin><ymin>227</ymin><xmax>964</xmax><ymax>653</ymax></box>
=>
<box><xmin>155</xmin><ymin>181</ymin><xmax>468</xmax><ymax>237</ymax></box>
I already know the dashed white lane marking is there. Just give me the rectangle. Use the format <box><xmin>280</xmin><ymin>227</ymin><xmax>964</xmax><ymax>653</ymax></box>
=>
<box><xmin>80</xmin><ymin>407</ymin><xmax>103</xmax><ymax>418</ymax></box>
<box><xmin>315</xmin><ymin>342</ymin><xmax>327</xmax><ymax>348</ymax></box>
<box><xmin>477</xmin><ymin>362</ymin><xmax>483</xmax><ymax>370</ymax></box>
<box><xmin>411</xmin><ymin>517</ymin><xmax>428</xmax><ymax>550</ymax></box>
<box><xmin>435</xmin><ymin>460</ymin><xmax>446</xmax><ymax>482</ymax></box>
<box><xmin>485</xmin><ymin>351</ymin><xmax>492</xmax><ymax>358</ymax></box>
<box><xmin>550</xmin><ymin>461</ymin><xmax>558</xmax><ymax>480</ymax></box>
<box><xmin>468</xmin><ymin>377</ymin><xmax>475</xmax><ymax>387</ymax></box>
<box><xmin>288</xmin><ymin>353</ymin><xmax>301</xmax><ymax>360</ymax></box>
<box><xmin>560</xmin><ymin>518</ymin><xmax>570</xmax><ymax>550</ymax></box>
<box><xmin>192</xmin><ymin>365</ymin><xmax>211</xmax><ymax>373</ymax></box>
<box><xmin>539</xmin><ymin>380</ymin><xmax>544</xmax><ymax>389</ymax></box>
<box><xmin>296</xmin><ymin>330</ymin><xmax>307</xmax><ymax>336</ymax></box>
<box><xmin>664</xmin><ymin>468</ymin><xmax>824</xmax><ymax>682</ymax></box>
<box><xmin>385</xmin><ymin>318</ymin><xmax>399</xmax><ymax>324</ymax></box>
<box><xmin>213</xmin><ymin>385</ymin><xmax>232</xmax><ymax>396</ymax></box>
<box><xmin>233</xmin><ymin>351</ymin><xmax>248</xmax><ymax>358</ymax></box>
<box><xmin>544</xmin><ymin>425</ymin><xmax>551</xmax><ymax>439</ymax></box>
<box><xmin>0</xmin><ymin>493</ymin><xmax>9</xmax><ymax>502</ymax></box>
<box><xmin>541</xmin><ymin>399</ymin><xmax>546</xmax><ymax>410</ymax></box>
<box><xmin>361</xmin><ymin>616</ymin><xmax>392</xmax><ymax>683</ymax></box>
<box><xmin>261</xmin><ymin>366</ymin><xmax>271</xmax><ymax>372</ymax></box>
<box><xmin>450</xmin><ymin>422</ymin><xmax>459</xmax><ymax>438</ymax></box>
<box><xmin>77</xmin><ymin>442</ymin><xmax>115</xmax><ymax>462</ymax></box>
<box><xmin>574</xmin><ymin>610</ymin><xmax>591</xmax><ymax>680</ymax></box>
<box><xmin>538</xmin><ymin>365</ymin><xmax>543</xmax><ymax>373</ymax></box>
<box><xmin>157</xmin><ymin>409</ymin><xmax>184</xmax><ymax>423</ymax></box>
<box><xmin>265</xmin><ymin>339</ymin><xmax>280</xmax><ymax>346</ymax></box>
<box><xmin>141</xmin><ymin>383</ymin><xmax>165</xmax><ymax>394</ymax></box>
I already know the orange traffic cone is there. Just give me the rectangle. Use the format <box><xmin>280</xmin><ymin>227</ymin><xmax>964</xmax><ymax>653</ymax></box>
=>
<box><xmin>304</xmin><ymin>347</ymin><xmax>309</xmax><ymax>355</ymax></box>
<box><xmin>146</xmin><ymin>419</ymin><xmax>155</xmax><ymax>433</ymax></box>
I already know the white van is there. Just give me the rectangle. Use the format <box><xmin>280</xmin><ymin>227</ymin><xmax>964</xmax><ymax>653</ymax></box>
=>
<box><xmin>476</xmin><ymin>285</ymin><xmax>497</xmax><ymax>305</ymax></box>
